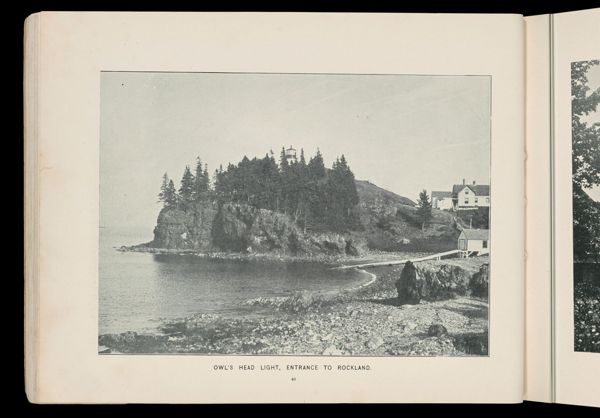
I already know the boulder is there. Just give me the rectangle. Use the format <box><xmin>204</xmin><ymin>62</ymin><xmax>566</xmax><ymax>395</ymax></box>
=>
<box><xmin>469</xmin><ymin>263</ymin><xmax>489</xmax><ymax>298</ymax></box>
<box><xmin>344</xmin><ymin>235</ymin><xmax>368</xmax><ymax>256</ymax></box>
<box><xmin>428</xmin><ymin>324</ymin><xmax>448</xmax><ymax>337</ymax></box>
<box><xmin>452</xmin><ymin>331</ymin><xmax>489</xmax><ymax>355</ymax></box>
<box><xmin>365</xmin><ymin>335</ymin><xmax>385</xmax><ymax>349</ymax></box>
<box><xmin>395</xmin><ymin>260</ymin><xmax>473</xmax><ymax>304</ymax></box>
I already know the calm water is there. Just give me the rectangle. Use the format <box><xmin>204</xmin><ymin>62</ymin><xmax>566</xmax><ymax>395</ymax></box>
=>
<box><xmin>99</xmin><ymin>227</ymin><xmax>371</xmax><ymax>334</ymax></box>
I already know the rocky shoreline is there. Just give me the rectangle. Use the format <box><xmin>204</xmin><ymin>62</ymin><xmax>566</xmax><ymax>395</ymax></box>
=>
<box><xmin>99</xmin><ymin>254</ymin><xmax>490</xmax><ymax>356</ymax></box>
<box><xmin>117</xmin><ymin>244</ymin><xmax>433</xmax><ymax>266</ymax></box>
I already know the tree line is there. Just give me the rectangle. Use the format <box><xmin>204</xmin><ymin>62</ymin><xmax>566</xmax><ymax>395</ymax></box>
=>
<box><xmin>158</xmin><ymin>147</ymin><xmax>361</xmax><ymax>232</ymax></box>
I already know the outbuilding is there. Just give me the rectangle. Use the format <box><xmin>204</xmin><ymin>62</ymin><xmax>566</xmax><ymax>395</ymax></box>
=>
<box><xmin>457</xmin><ymin>229</ymin><xmax>490</xmax><ymax>257</ymax></box>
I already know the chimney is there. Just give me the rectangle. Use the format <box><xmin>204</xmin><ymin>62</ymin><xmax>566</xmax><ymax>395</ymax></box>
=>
<box><xmin>462</xmin><ymin>178</ymin><xmax>465</xmax><ymax>186</ymax></box>
<box><xmin>473</xmin><ymin>180</ymin><xmax>476</xmax><ymax>186</ymax></box>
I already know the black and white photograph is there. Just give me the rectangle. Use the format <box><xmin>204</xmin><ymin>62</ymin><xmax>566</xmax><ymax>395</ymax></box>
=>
<box><xmin>98</xmin><ymin>72</ymin><xmax>491</xmax><ymax>356</ymax></box>
<box><xmin>571</xmin><ymin>60</ymin><xmax>600</xmax><ymax>353</ymax></box>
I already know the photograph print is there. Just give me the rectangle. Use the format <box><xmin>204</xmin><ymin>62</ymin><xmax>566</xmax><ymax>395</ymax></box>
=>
<box><xmin>572</xmin><ymin>60</ymin><xmax>600</xmax><ymax>353</ymax></box>
<box><xmin>99</xmin><ymin>72</ymin><xmax>491</xmax><ymax>356</ymax></box>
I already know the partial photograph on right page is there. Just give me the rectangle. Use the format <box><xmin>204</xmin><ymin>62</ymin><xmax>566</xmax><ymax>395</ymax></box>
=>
<box><xmin>571</xmin><ymin>59</ymin><xmax>600</xmax><ymax>354</ymax></box>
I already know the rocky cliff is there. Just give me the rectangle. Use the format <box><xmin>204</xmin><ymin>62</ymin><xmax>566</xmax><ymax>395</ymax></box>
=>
<box><xmin>150</xmin><ymin>201</ymin><xmax>367</xmax><ymax>257</ymax></box>
<box><xmin>153</xmin><ymin>201</ymin><xmax>217</xmax><ymax>250</ymax></box>
<box><xmin>148</xmin><ymin>179</ymin><xmax>459</xmax><ymax>256</ymax></box>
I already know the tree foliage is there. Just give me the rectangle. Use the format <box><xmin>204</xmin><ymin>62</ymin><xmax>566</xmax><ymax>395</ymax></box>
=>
<box><xmin>158</xmin><ymin>148</ymin><xmax>362</xmax><ymax>233</ymax></box>
<box><xmin>572</xmin><ymin>60</ymin><xmax>600</xmax><ymax>262</ymax></box>
<box><xmin>178</xmin><ymin>165</ymin><xmax>196</xmax><ymax>204</ymax></box>
<box><xmin>158</xmin><ymin>173</ymin><xmax>169</xmax><ymax>203</ymax></box>
<box><xmin>158</xmin><ymin>173</ymin><xmax>178</xmax><ymax>207</ymax></box>
<box><xmin>416</xmin><ymin>189</ymin><xmax>432</xmax><ymax>231</ymax></box>
<box><xmin>572</xmin><ymin>60</ymin><xmax>600</xmax><ymax>190</ymax></box>
<box><xmin>194</xmin><ymin>157</ymin><xmax>210</xmax><ymax>199</ymax></box>
<box><xmin>164</xmin><ymin>180</ymin><xmax>178</xmax><ymax>207</ymax></box>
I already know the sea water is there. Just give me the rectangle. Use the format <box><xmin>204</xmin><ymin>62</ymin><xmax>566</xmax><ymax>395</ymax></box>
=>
<box><xmin>99</xmin><ymin>226</ymin><xmax>371</xmax><ymax>334</ymax></box>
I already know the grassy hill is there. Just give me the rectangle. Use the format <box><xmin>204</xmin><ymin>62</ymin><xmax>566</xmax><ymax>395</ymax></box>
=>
<box><xmin>354</xmin><ymin>180</ymin><xmax>416</xmax><ymax>207</ymax></box>
<box><xmin>355</xmin><ymin>179</ymin><xmax>460</xmax><ymax>252</ymax></box>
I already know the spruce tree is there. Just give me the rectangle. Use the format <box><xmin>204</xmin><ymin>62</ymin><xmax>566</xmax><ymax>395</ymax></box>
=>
<box><xmin>416</xmin><ymin>189</ymin><xmax>433</xmax><ymax>232</ymax></box>
<box><xmin>203</xmin><ymin>164</ymin><xmax>210</xmax><ymax>191</ymax></box>
<box><xmin>279</xmin><ymin>147</ymin><xmax>289</xmax><ymax>172</ymax></box>
<box><xmin>308</xmin><ymin>148</ymin><xmax>326</xmax><ymax>178</ymax></box>
<box><xmin>296</xmin><ymin>149</ymin><xmax>310</xmax><ymax>229</ymax></box>
<box><xmin>194</xmin><ymin>157</ymin><xmax>209</xmax><ymax>199</ymax></box>
<box><xmin>164</xmin><ymin>180</ymin><xmax>178</xmax><ymax>207</ymax></box>
<box><xmin>279</xmin><ymin>147</ymin><xmax>291</xmax><ymax>214</ymax></box>
<box><xmin>178</xmin><ymin>165</ymin><xmax>196</xmax><ymax>204</ymax></box>
<box><xmin>158</xmin><ymin>172</ymin><xmax>169</xmax><ymax>204</ymax></box>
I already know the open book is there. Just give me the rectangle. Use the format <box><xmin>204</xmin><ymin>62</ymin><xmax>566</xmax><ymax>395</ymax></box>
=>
<box><xmin>24</xmin><ymin>10</ymin><xmax>599</xmax><ymax>405</ymax></box>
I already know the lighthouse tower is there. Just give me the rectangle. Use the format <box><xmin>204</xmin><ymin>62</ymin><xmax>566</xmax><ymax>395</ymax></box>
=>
<box><xmin>284</xmin><ymin>145</ymin><xmax>297</xmax><ymax>163</ymax></box>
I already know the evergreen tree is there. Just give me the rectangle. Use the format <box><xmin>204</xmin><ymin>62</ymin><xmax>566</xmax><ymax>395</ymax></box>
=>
<box><xmin>202</xmin><ymin>148</ymin><xmax>361</xmax><ymax>232</ymax></box>
<box><xmin>416</xmin><ymin>189</ymin><xmax>433</xmax><ymax>232</ymax></box>
<box><xmin>256</xmin><ymin>153</ymin><xmax>280</xmax><ymax>210</ymax></box>
<box><xmin>279</xmin><ymin>147</ymin><xmax>291</xmax><ymax>214</ymax></box>
<box><xmin>178</xmin><ymin>165</ymin><xmax>196</xmax><ymax>204</ymax></box>
<box><xmin>194</xmin><ymin>157</ymin><xmax>210</xmax><ymax>199</ymax></box>
<box><xmin>164</xmin><ymin>179</ymin><xmax>178</xmax><ymax>207</ymax></box>
<box><xmin>203</xmin><ymin>164</ymin><xmax>210</xmax><ymax>190</ymax></box>
<box><xmin>308</xmin><ymin>148</ymin><xmax>326</xmax><ymax>178</ymax></box>
<box><xmin>279</xmin><ymin>147</ymin><xmax>289</xmax><ymax>172</ymax></box>
<box><xmin>158</xmin><ymin>172</ymin><xmax>169</xmax><ymax>204</ymax></box>
<box><xmin>322</xmin><ymin>155</ymin><xmax>360</xmax><ymax>231</ymax></box>
<box><xmin>293</xmin><ymin>149</ymin><xmax>310</xmax><ymax>226</ymax></box>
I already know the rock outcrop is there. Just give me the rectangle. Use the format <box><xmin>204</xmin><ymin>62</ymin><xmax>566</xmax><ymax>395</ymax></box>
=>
<box><xmin>151</xmin><ymin>201</ymin><xmax>367</xmax><ymax>257</ymax></box>
<box><xmin>152</xmin><ymin>201</ymin><xmax>218</xmax><ymax>250</ymax></box>
<box><xmin>469</xmin><ymin>263</ymin><xmax>490</xmax><ymax>298</ymax></box>
<box><xmin>395</xmin><ymin>260</ymin><xmax>480</xmax><ymax>304</ymax></box>
<box><xmin>396</xmin><ymin>260</ymin><xmax>489</xmax><ymax>304</ymax></box>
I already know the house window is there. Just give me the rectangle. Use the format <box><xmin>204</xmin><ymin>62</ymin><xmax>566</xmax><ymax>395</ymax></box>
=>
<box><xmin>483</xmin><ymin>241</ymin><xmax>488</xmax><ymax>248</ymax></box>
<box><xmin>475</xmin><ymin>197</ymin><xmax>479</xmax><ymax>204</ymax></box>
<box><xmin>465</xmin><ymin>199</ymin><xmax>469</xmax><ymax>205</ymax></box>
<box><xmin>465</xmin><ymin>189</ymin><xmax>469</xmax><ymax>194</ymax></box>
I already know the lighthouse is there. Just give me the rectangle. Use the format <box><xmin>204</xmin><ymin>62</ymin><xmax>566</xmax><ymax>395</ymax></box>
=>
<box><xmin>284</xmin><ymin>145</ymin><xmax>297</xmax><ymax>163</ymax></box>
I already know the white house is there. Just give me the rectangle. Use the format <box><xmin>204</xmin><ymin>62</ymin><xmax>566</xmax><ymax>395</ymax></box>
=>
<box><xmin>458</xmin><ymin>228</ymin><xmax>490</xmax><ymax>256</ymax></box>
<box><xmin>452</xmin><ymin>179</ymin><xmax>490</xmax><ymax>210</ymax></box>
<box><xmin>431</xmin><ymin>191</ymin><xmax>453</xmax><ymax>210</ymax></box>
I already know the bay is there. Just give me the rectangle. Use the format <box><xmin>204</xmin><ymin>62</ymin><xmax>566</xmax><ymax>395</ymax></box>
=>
<box><xmin>99</xmin><ymin>226</ymin><xmax>371</xmax><ymax>334</ymax></box>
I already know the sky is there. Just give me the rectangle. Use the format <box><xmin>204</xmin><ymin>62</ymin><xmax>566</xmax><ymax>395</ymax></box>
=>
<box><xmin>580</xmin><ymin>64</ymin><xmax>600</xmax><ymax>202</ymax></box>
<box><xmin>100</xmin><ymin>72</ymin><xmax>491</xmax><ymax>228</ymax></box>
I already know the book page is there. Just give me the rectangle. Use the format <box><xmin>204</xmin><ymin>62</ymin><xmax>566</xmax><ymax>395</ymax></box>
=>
<box><xmin>26</xmin><ymin>12</ymin><xmax>524</xmax><ymax>403</ymax></box>
<box><xmin>524</xmin><ymin>13</ymin><xmax>553</xmax><ymax>403</ymax></box>
<box><xmin>552</xmin><ymin>8</ymin><xmax>600</xmax><ymax>408</ymax></box>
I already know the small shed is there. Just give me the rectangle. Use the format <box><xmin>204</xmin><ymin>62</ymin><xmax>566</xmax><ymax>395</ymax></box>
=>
<box><xmin>458</xmin><ymin>229</ymin><xmax>489</xmax><ymax>256</ymax></box>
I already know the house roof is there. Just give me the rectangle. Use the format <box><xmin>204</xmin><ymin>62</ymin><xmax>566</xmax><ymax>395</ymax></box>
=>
<box><xmin>460</xmin><ymin>229</ymin><xmax>489</xmax><ymax>240</ymax></box>
<box><xmin>431</xmin><ymin>191</ymin><xmax>452</xmax><ymax>199</ymax></box>
<box><xmin>452</xmin><ymin>184</ymin><xmax>490</xmax><ymax>197</ymax></box>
